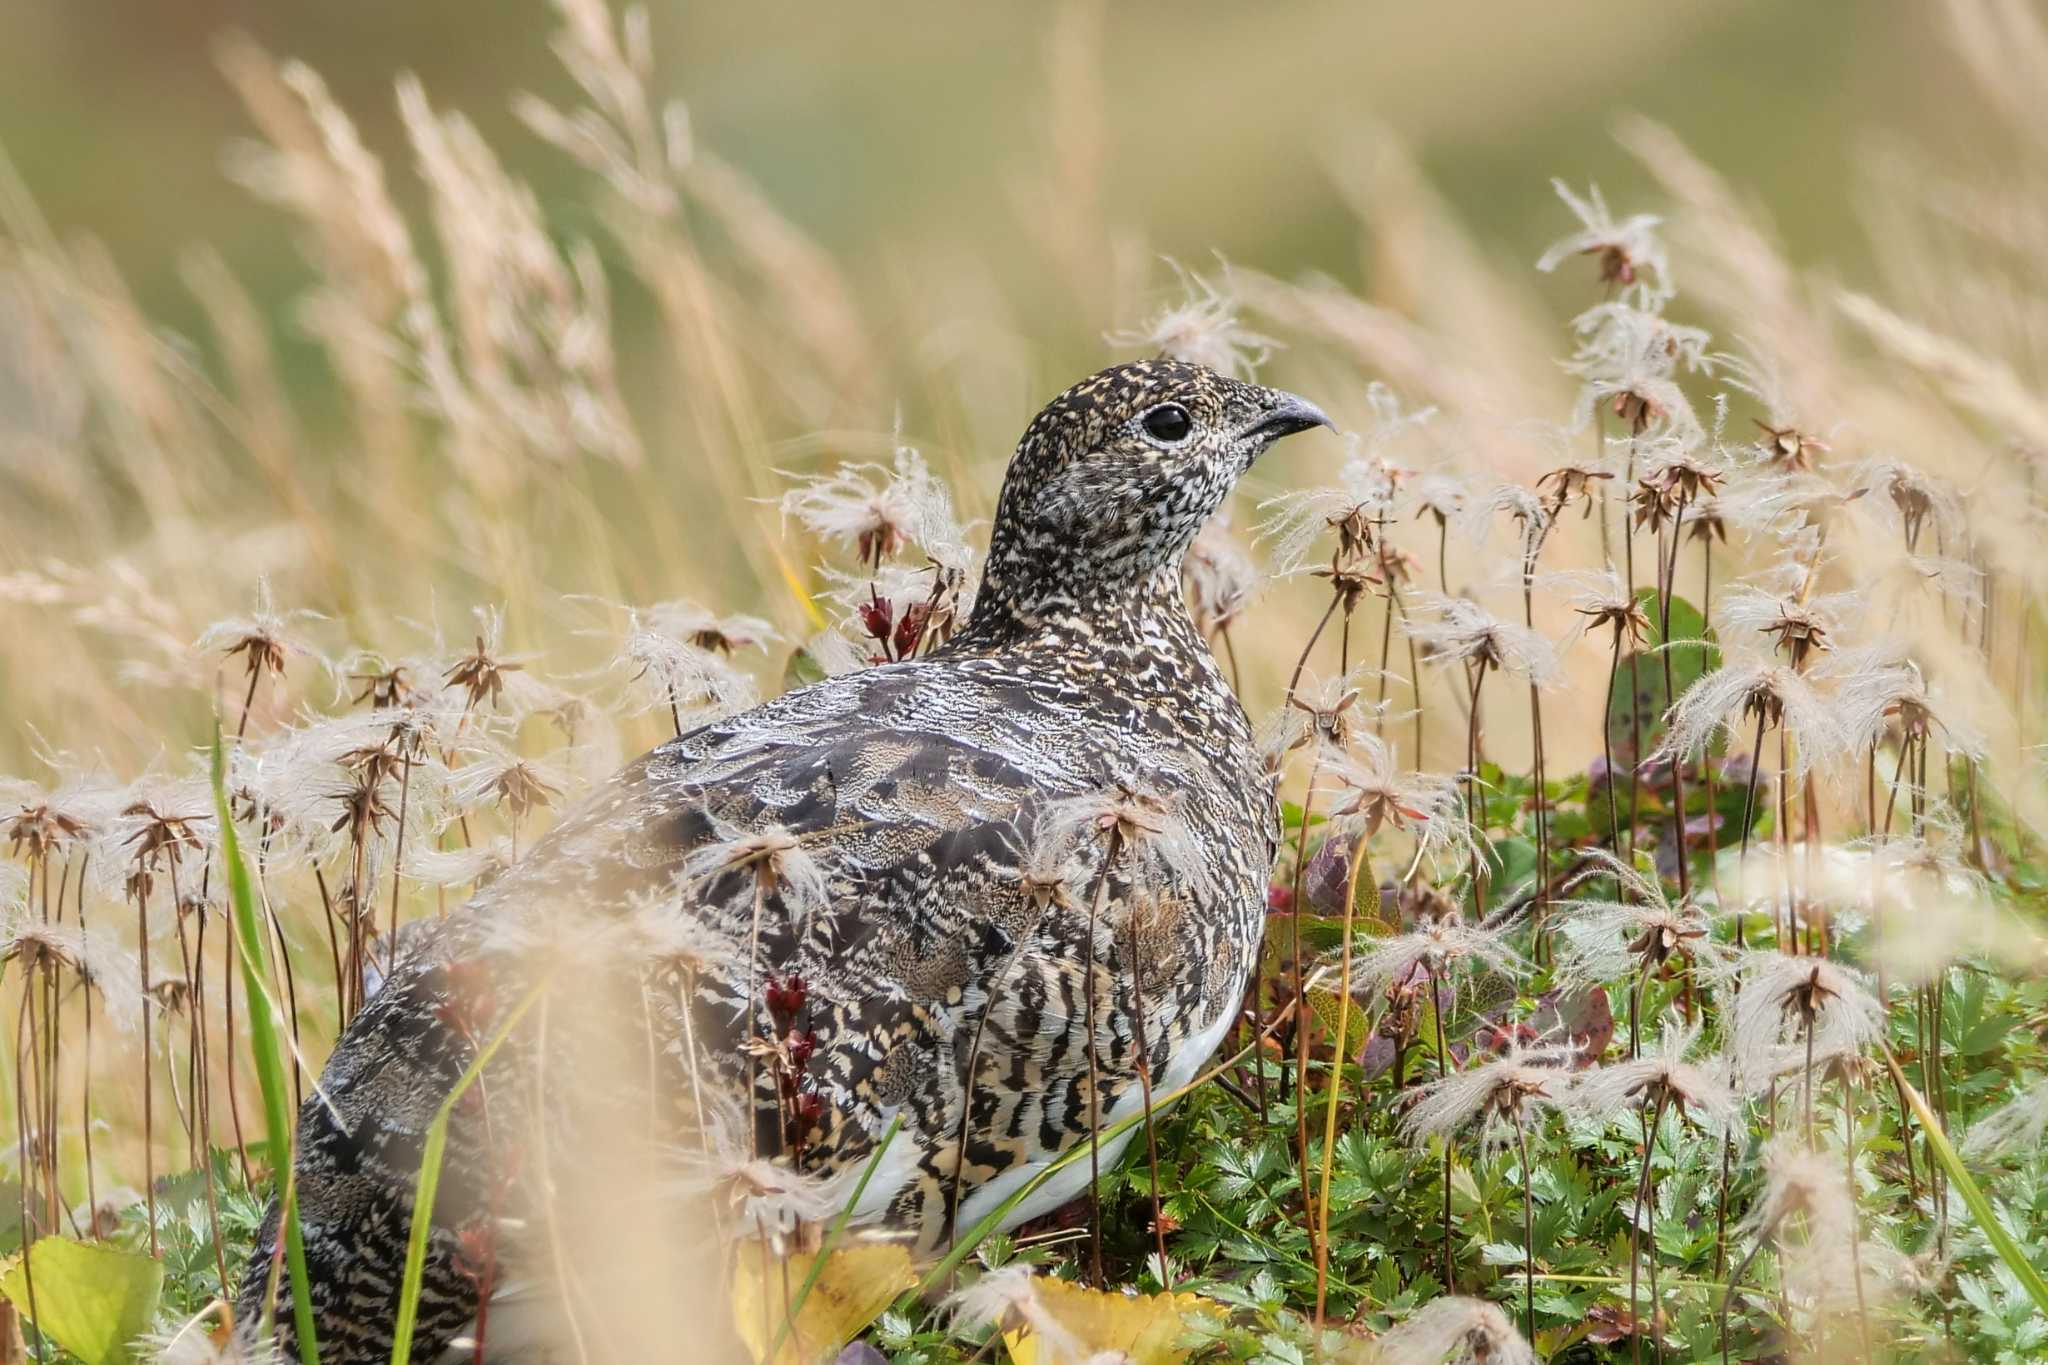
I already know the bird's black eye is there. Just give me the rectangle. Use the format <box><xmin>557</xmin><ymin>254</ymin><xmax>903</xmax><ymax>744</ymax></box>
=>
<box><xmin>1141</xmin><ymin>403</ymin><xmax>1193</xmax><ymax>444</ymax></box>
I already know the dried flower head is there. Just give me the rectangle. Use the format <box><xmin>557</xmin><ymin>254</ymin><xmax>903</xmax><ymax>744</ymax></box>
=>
<box><xmin>681</xmin><ymin>813</ymin><xmax>832</xmax><ymax>923</ymax></box>
<box><xmin>1353</xmin><ymin>913</ymin><xmax>1522</xmax><ymax>1000</ymax></box>
<box><xmin>1962</xmin><ymin>1077</ymin><xmax>2048</xmax><ymax>1161</ymax></box>
<box><xmin>1534</xmin><ymin>461</ymin><xmax>1614</xmax><ymax>519</ymax></box>
<box><xmin>197</xmin><ymin>578</ymin><xmax>322</xmax><ymax>684</ymax></box>
<box><xmin>1409</xmin><ymin>472</ymin><xmax>1469</xmax><ymax>531</ymax></box>
<box><xmin>1182</xmin><ymin>517</ymin><xmax>1260</xmax><ymax>637</ymax></box>
<box><xmin>1737</xmin><ymin>1140</ymin><xmax>1901</xmax><ymax>1328</ymax></box>
<box><xmin>1321</xmin><ymin>738</ymin><xmax>1440</xmax><ymax>841</ymax></box>
<box><xmin>1750</xmin><ymin>419</ymin><xmax>1828</xmax><ymax>472</ymax></box>
<box><xmin>442</xmin><ymin>616</ymin><xmax>526</xmax><ymax>714</ymax></box>
<box><xmin>1854</xmin><ymin>458</ymin><xmax>1960</xmax><ymax>550</ymax></box>
<box><xmin>1718</xmin><ymin>585</ymin><xmax>1849</xmax><ymax>669</ymax></box>
<box><xmin>146</xmin><ymin>1305</ymin><xmax>284</xmax><ymax>1365</ymax></box>
<box><xmin>1566</xmin><ymin>304</ymin><xmax>1714</xmax><ymax>442</ymax></box>
<box><xmin>1569</xmin><ymin>1016</ymin><xmax>1738</xmax><ymax>1135</ymax></box>
<box><xmin>1657</xmin><ymin>658</ymin><xmax>1840</xmax><ymax>775</ymax></box>
<box><xmin>1039</xmin><ymin>781</ymin><xmax>1209</xmax><ymax>898</ymax></box>
<box><xmin>779</xmin><ymin>445</ymin><xmax>969</xmax><ymax>573</ymax></box>
<box><xmin>1728</xmin><ymin>952</ymin><xmax>1883</xmax><ymax>1091</ymax></box>
<box><xmin>1404</xmin><ymin>594</ymin><xmax>1561</xmax><ymax>686</ymax></box>
<box><xmin>1106</xmin><ymin>257</ymin><xmax>1277</xmax><ymax>379</ymax></box>
<box><xmin>1399</xmin><ymin>1039</ymin><xmax>1570</xmax><ymax>1156</ymax></box>
<box><xmin>617</xmin><ymin>611</ymin><xmax>759</xmax><ymax>727</ymax></box>
<box><xmin>1551</xmin><ymin>568</ymin><xmax>1649</xmax><ymax>647</ymax></box>
<box><xmin>945</xmin><ymin>1264</ymin><xmax>1099</xmax><ymax>1365</ymax></box>
<box><xmin>1258</xmin><ymin>469</ymin><xmax>1392</xmax><ymax>578</ymax></box>
<box><xmin>1553</xmin><ymin>851</ymin><xmax>1734</xmax><ymax>989</ymax></box>
<box><xmin>1371</xmin><ymin>1294</ymin><xmax>1537</xmax><ymax>1365</ymax></box>
<box><xmin>1535</xmin><ymin>179</ymin><xmax>1670</xmax><ymax>303</ymax></box>
<box><xmin>5</xmin><ymin>790</ymin><xmax>96</xmax><ymax>865</ymax></box>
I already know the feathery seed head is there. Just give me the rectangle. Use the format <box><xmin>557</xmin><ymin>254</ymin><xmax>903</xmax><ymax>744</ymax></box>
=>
<box><xmin>1354</xmin><ymin>914</ymin><xmax>1522</xmax><ymax>999</ymax></box>
<box><xmin>1534</xmin><ymin>461</ymin><xmax>1614</xmax><ymax>520</ymax></box>
<box><xmin>197</xmin><ymin>578</ymin><xmax>322</xmax><ymax>683</ymax></box>
<box><xmin>1536</xmin><ymin>179</ymin><xmax>1670</xmax><ymax>305</ymax></box>
<box><xmin>682</xmin><ymin>812</ymin><xmax>832</xmax><ymax>922</ymax></box>
<box><xmin>1657</xmin><ymin>657</ymin><xmax>1840</xmax><ymax>772</ymax></box>
<box><xmin>1398</xmin><ymin>1038</ymin><xmax>1570</xmax><ymax>1156</ymax></box>
<box><xmin>1728</xmin><ymin>952</ymin><xmax>1882</xmax><ymax>1090</ymax></box>
<box><xmin>1372</xmin><ymin>1294</ymin><xmax>1537</xmax><ymax>1364</ymax></box>
<box><xmin>1107</xmin><ymin>257</ymin><xmax>1277</xmax><ymax>379</ymax></box>
<box><xmin>1739</xmin><ymin>1139</ymin><xmax>1903</xmax><ymax>1327</ymax></box>
<box><xmin>1040</xmin><ymin>780</ymin><xmax>1208</xmax><ymax>895</ymax></box>
<box><xmin>1566</xmin><ymin>303</ymin><xmax>1714</xmax><ymax>441</ymax></box>
<box><xmin>1570</xmin><ymin>1017</ymin><xmax>1738</xmax><ymax>1134</ymax></box>
<box><xmin>1182</xmin><ymin>516</ymin><xmax>1260</xmax><ymax>636</ymax></box>
<box><xmin>779</xmin><ymin>444</ymin><xmax>968</xmax><ymax>574</ymax></box>
<box><xmin>1962</xmin><ymin>1077</ymin><xmax>2048</xmax><ymax>1161</ymax></box>
<box><xmin>1554</xmin><ymin>850</ymin><xmax>1733</xmax><ymax>987</ymax></box>
<box><xmin>443</xmin><ymin>632</ymin><xmax>524</xmax><ymax>714</ymax></box>
<box><xmin>1751</xmin><ymin>419</ymin><xmax>1829</xmax><ymax>473</ymax></box>
<box><xmin>945</xmin><ymin>1265</ymin><xmax>1099</xmax><ymax>1365</ymax></box>
<box><xmin>1553</xmin><ymin>568</ymin><xmax>1650</xmax><ymax>646</ymax></box>
<box><xmin>1404</xmin><ymin>593</ymin><xmax>1561</xmax><ymax>686</ymax></box>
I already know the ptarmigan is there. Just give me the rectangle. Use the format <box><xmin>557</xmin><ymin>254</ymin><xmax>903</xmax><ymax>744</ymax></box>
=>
<box><xmin>237</xmin><ymin>359</ymin><xmax>1328</xmax><ymax>1360</ymax></box>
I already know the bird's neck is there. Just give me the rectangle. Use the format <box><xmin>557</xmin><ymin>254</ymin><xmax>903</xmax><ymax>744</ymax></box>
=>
<box><xmin>950</xmin><ymin>562</ymin><xmax>1208</xmax><ymax>664</ymax></box>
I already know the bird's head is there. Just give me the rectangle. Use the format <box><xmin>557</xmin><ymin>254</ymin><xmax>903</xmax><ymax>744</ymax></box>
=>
<box><xmin>972</xmin><ymin>359</ymin><xmax>1330</xmax><ymax>630</ymax></box>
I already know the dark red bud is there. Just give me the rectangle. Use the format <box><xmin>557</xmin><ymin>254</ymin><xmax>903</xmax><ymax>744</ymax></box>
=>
<box><xmin>857</xmin><ymin>598</ymin><xmax>893</xmax><ymax>643</ymax></box>
<box><xmin>765</xmin><ymin>973</ymin><xmax>808</xmax><ymax>1023</ymax></box>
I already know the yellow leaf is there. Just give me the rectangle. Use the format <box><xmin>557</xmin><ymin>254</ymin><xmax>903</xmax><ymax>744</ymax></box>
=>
<box><xmin>0</xmin><ymin>1237</ymin><xmax>161</xmax><ymax>1365</ymax></box>
<box><xmin>731</xmin><ymin>1241</ymin><xmax>914</xmax><ymax>1365</ymax></box>
<box><xmin>1002</xmin><ymin>1279</ymin><xmax>1221</xmax><ymax>1365</ymax></box>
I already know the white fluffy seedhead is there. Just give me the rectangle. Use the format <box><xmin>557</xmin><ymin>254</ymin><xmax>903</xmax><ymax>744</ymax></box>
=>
<box><xmin>1371</xmin><ymin>1293</ymin><xmax>1537</xmax><ymax>1365</ymax></box>
<box><xmin>1737</xmin><ymin>1140</ymin><xmax>1905</xmax><ymax>1330</ymax></box>
<box><xmin>1552</xmin><ymin>850</ymin><xmax>1735</xmax><ymax>990</ymax></box>
<box><xmin>1354</xmin><ymin>917</ymin><xmax>1522</xmax><ymax>1000</ymax></box>
<box><xmin>1397</xmin><ymin>1040</ymin><xmax>1571</xmax><ymax>1158</ymax></box>
<box><xmin>1402</xmin><ymin>593</ymin><xmax>1562</xmax><ymax>688</ymax></box>
<box><xmin>779</xmin><ymin>445</ymin><xmax>974</xmax><ymax>574</ymax></box>
<box><xmin>1535</xmin><ymin>179</ymin><xmax>1671</xmax><ymax>306</ymax></box>
<box><xmin>1106</xmin><ymin>257</ymin><xmax>1278</xmax><ymax>381</ymax></box>
<box><xmin>1037</xmin><ymin>782</ymin><xmax>1210</xmax><ymax>902</ymax></box>
<box><xmin>1656</xmin><ymin>656</ymin><xmax>1842</xmax><ymax>777</ymax></box>
<box><xmin>1726</xmin><ymin>952</ymin><xmax>1883</xmax><ymax>1094</ymax></box>
<box><xmin>1962</xmin><ymin>1077</ymin><xmax>2048</xmax><ymax>1161</ymax></box>
<box><xmin>680</xmin><ymin>811</ymin><xmax>832</xmax><ymax>925</ymax></box>
<box><xmin>1569</xmin><ymin>1016</ymin><xmax>1739</xmax><ymax>1136</ymax></box>
<box><xmin>1182</xmin><ymin>515</ymin><xmax>1262</xmax><ymax>635</ymax></box>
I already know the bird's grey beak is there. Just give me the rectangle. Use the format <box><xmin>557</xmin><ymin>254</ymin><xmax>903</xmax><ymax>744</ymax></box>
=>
<box><xmin>1241</xmin><ymin>391</ymin><xmax>1333</xmax><ymax>445</ymax></box>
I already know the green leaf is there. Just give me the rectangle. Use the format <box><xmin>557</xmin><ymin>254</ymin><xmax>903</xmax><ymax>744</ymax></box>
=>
<box><xmin>0</xmin><ymin>1237</ymin><xmax>162</xmax><ymax>1365</ymax></box>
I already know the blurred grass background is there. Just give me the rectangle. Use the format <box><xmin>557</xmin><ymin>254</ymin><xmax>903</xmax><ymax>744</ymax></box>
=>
<box><xmin>0</xmin><ymin>1</ymin><xmax>1955</xmax><ymax>354</ymax></box>
<box><xmin>0</xmin><ymin>0</ymin><xmax>2014</xmax><ymax>777</ymax></box>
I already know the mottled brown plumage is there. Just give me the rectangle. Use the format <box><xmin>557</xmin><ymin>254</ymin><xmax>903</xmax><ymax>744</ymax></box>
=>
<box><xmin>239</xmin><ymin>359</ymin><xmax>1328</xmax><ymax>1361</ymax></box>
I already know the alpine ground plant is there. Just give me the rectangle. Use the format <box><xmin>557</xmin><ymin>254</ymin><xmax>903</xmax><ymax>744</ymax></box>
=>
<box><xmin>0</xmin><ymin>0</ymin><xmax>2046</xmax><ymax>1360</ymax></box>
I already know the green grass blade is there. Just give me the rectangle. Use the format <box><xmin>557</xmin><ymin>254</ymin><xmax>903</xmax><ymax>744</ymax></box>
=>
<box><xmin>389</xmin><ymin>977</ymin><xmax>551</xmax><ymax>1365</ymax></box>
<box><xmin>1884</xmin><ymin>1045</ymin><xmax>2048</xmax><ymax>1318</ymax></box>
<box><xmin>212</xmin><ymin>727</ymin><xmax>322</xmax><ymax>1365</ymax></box>
<box><xmin>765</xmin><ymin>1112</ymin><xmax>904</xmax><ymax>1362</ymax></box>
